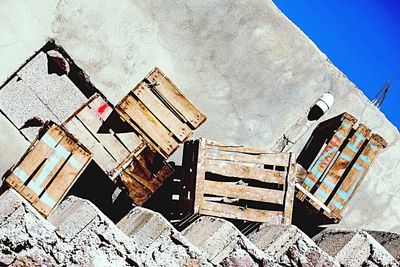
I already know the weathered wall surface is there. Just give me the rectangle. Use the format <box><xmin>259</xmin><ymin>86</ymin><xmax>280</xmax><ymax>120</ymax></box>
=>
<box><xmin>0</xmin><ymin>0</ymin><xmax>399</xmax><ymax>233</ymax></box>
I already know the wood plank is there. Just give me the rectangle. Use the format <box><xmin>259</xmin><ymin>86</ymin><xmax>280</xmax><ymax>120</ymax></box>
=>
<box><xmin>33</xmin><ymin>146</ymin><xmax>92</xmax><ymax>217</ymax></box>
<box><xmin>18</xmin><ymin>132</ymin><xmax>77</xmax><ymax>204</ymax></box>
<box><xmin>203</xmin><ymin>180</ymin><xmax>285</xmax><ymax>204</ymax></box>
<box><xmin>194</xmin><ymin>139</ymin><xmax>206</xmax><ymax>213</ymax></box>
<box><xmin>298</xmin><ymin>117</ymin><xmax>354</xmax><ymax>199</ymax></box>
<box><xmin>64</xmin><ymin>117</ymin><xmax>117</xmax><ymax>174</ymax></box>
<box><xmin>124</xmin><ymin>159</ymin><xmax>163</xmax><ymax>193</ymax></box>
<box><xmin>120</xmin><ymin>171</ymin><xmax>152</xmax><ymax>205</ymax></box>
<box><xmin>205</xmin><ymin>160</ymin><xmax>286</xmax><ymax>185</ymax></box>
<box><xmin>155</xmin><ymin>162</ymin><xmax>174</xmax><ymax>182</ymax></box>
<box><xmin>282</xmin><ymin>153</ymin><xmax>296</xmax><ymax>223</ymax></box>
<box><xmin>114</xmin><ymin>132</ymin><xmax>142</xmax><ymax>153</ymax></box>
<box><xmin>5</xmin><ymin>124</ymin><xmax>64</xmax><ymax>191</ymax></box>
<box><xmin>206</xmin><ymin>149</ymin><xmax>290</xmax><ymax>167</ymax></box>
<box><xmin>199</xmin><ymin>201</ymin><xmax>283</xmax><ymax>223</ymax></box>
<box><xmin>77</xmin><ymin>106</ymin><xmax>129</xmax><ymax>163</ymax></box>
<box><xmin>328</xmin><ymin>134</ymin><xmax>384</xmax><ymax>214</ymax></box>
<box><xmin>206</xmin><ymin>139</ymin><xmax>271</xmax><ymax>154</ymax></box>
<box><xmin>87</xmin><ymin>94</ymin><xmax>113</xmax><ymax>121</ymax></box>
<box><xmin>117</xmin><ymin>95</ymin><xmax>179</xmax><ymax>157</ymax></box>
<box><xmin>133</xmin><ymin>84</ymin><xmax>192</xmax><ymax>142</ymax></box>
<box><xmin>146</xmin><ymin>68</ymin><xmax>207</xmax><ymax>129</ymax></box>
<box><xmin>311</xmin><ymin>124</ymin><xmax>370</xmax><ymax>210</ymax></box>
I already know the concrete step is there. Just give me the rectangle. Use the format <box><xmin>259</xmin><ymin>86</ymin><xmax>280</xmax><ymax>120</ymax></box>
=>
<box><xmin>182</xmin><ymin>216</ymin><xmax>276</xmax><ymax>266</ymax></box>
<box><xmin>313</xmin><ymin>229</ymin><xmax>399</xmax><ymax>266</ymax></box>
<box><xmin>368</xmin><ymin>231</ymin><xmax>400</xmax><ymax>262</ymax></box>
<box><xmin>116</xmin><ymin>207</ymin><xmax>212</xmax><ymax>266</ymax></box>
<box><xmin>247</xmin><ymin>223</ymin><xmax>340</xmax><ymax>266</ymax></box>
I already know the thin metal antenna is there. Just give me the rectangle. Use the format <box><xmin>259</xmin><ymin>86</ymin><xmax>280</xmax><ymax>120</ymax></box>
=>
<box><xmin>372</xmin><ymin>79</ymin><xmax>391</xmax><ymax>109</ymax></box>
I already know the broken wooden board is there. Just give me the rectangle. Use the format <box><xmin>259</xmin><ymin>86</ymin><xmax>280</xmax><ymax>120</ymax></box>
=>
<box><xmin>115</xmin><ymin>67</ymin><xmax>207</xmax><ymax>159</ymax></box>
<box><xmin>4</xmin><ymin>122</ymin><xmax>92</xmax><ymax>217</ymax></box>
<box><xmin>295</xmin><ymin>113</ymin><xmax>387</xmax><ymax>222</ymax></box>
<box><xmin>118</xmin><ymin>146</ymin><xmax>174</xmax><ymax>205</ymax></box>
<box><xmin>180</xmin><ymin>138</ymin><xmax>296</xmax><ymax>224</ymax></box>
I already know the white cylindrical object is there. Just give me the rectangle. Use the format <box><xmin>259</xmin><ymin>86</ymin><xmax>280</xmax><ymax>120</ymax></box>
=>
<box><xmin>315</xmin><ymin>92</ymin><xmax>334</xmax><ymax>113</ymax></box>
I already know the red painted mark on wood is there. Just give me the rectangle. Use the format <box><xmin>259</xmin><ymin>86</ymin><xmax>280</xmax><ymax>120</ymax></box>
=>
<box><xmin>97</xmin><ymin>102</ymin><xmax>109</xmax><ymax>115</ymax></box>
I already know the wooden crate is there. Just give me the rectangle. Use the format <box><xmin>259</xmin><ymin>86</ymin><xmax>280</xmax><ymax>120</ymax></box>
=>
<box><xmin>295</xmin><ymin>113</ymin><xmax>387</xmax><ymax>222</ymax></box>
<box><xmin>4</xmin><ymin>122</ymin><xmax>92</xmax><ymax>217</ymax></box>
<box><xmin>180</xmin><ymin>138</ymin><xmax>297</xmax><ymax>224</ymax></box>
<box><xmin>63</xmin><ymin>93</ymin><xmax>174</xmax><ymax>205</ymax></box>
<box><xmin>115</xmin><ymin>67</ymin><xmax>207</xmax><ymax>159</ymax></box>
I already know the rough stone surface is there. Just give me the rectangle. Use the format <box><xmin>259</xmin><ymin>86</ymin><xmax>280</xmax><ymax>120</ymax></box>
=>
<box><xmin>17</xmin><ymin>52</ymin><xmax>88</xmax><ymax>123</ymax></box>
<box><xmin>313</xmin><ymin>229</ymin><xmax>399</xmax><ymax>267</ymax></box>
<box><xmin>182</xmin><ymin>216</ymin><xmax>275</xmax><ymax>265</ymax></box>
<box><xmin>368</xmin><ymin>231</ymin><xmax>400</xmax><ymax>262</ymax></box>
<box><xmin>248</xmin><ymin>223</ymin><xmax>340</xmax><ymax>266</ymax></box>
<box><xmin>117</xmin><ymin>207</ymin><xmax>212</xmax><ymax>266</ymax></box>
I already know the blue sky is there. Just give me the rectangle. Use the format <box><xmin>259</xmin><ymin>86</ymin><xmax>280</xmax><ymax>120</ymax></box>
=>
<box><xmin>273</xmin><ymin>0</ymin><xmax>400</xmax><ymax>128</ymax></box>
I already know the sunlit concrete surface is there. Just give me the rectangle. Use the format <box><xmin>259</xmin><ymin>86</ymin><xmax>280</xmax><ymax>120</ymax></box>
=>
<box><xmin>0</xmin><ymin>0</ymin><xmax>399</xmax><ymax>233</ymax></box>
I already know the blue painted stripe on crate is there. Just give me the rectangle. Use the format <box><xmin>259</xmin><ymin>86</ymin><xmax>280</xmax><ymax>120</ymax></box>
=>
<box><xmin>41</xmin><ymin>133</ymin><xmax>58</xmax><ymax>147</ymax></box>
<box><xmin>342</xmin><ymin>122</ymin><xmax>351</xmax><ymax>129</ymax></box>
<box><xmin>322</xmin><ymin>178</ymin><xmax>336</xmax><ymax>189</ymax></box>
<box><xmin>330</xmin><ymin>199</ymin><xmax>344</xmax><ymax>210</ymax></box>
<box><xmin>359</xmin><ymin>154</ymin><xmax>371</xmax><ymax>164</ymax></box>
<box><xmin>369</xmin><ymin>143</ymin><xmax>378</xmax><ymax>151</ymax></box>
<box><xmin>335</xmin><ymin>166</ymin><xmax>365</xmax><ymax>201</ymax></box>
<box><xmin>340</xmin><ymin>153</ymin><xmax>352</xmax><ymax>161</ymax></box>
<box><xmin>348</xmin><ymin>133</ymin><xmax>365</xmax><ymax>153</ymax></box>
<box><xmin>40</xmin><ymin>192</ymin><xmax>57</xmax><ymax>208</ymax></box>
<box><xmin>28</xmin><ymin>145</ymin><xmax>71</xmax><ymax>195</ymax></box>
<box><xmin>310</xmin><ymin>147</ymin><xmax>338</xmax><ymax>178</ymax></box>
<box><xmin>69</xmin><ymin>156</ymin><xmax>84</xmax><ymax>170</ymax></box>
<box><xmin>315</xmin><ymin>188</ymin><xmax>329</xmax><ymax>199</ymax></box>
<box><xmin>335</xmin><ymin>131</ymin><xmax>346</xmax><ymax>140</ymax></box>
<box><xmin>12</xmin><ymin>167</ymin><xmax>29</xmax><ymax>182</ymax></box>
<box><xmin>304</xmin><ymin>178</ymin><xmax>315</xmax><ymax>188</ymax></box>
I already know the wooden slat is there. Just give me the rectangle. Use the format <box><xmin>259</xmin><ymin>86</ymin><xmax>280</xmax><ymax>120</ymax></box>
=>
<box><xmin>206</xmin><ymin>149</ymin><xmax>290</xmax><ymax>166</ymax></box>
<box><xmin>206</xmin><ymin>139</ymin><xmax>271</xmax><ymax>154</ymax></box>
<box><xmin>124</xmin><ymin>159</ymin><xmax>163</xmax><ymax>193</ymax></box>
<box><xmin>33</xmin><ymin>146</ymin><xmax>92</xmax><ymax>217</ymax></box>
<box><xmin>114</xmin><ymin>132</ymin><xmax>142</xmax><ymax>153</ymax></box>
<box><xmin>19</xmin><ymin>132</ymin><xmax>78</xmax><ymax>204</ymax></box>
<box><xmin>117</xmin><ymin>95</ymin><xmax>179</xmax><ymax>157</ymax></box>
<box><xmin>199</xmin><ymin>201</ymin><xmax>283</xmax><ymax>223</ymax></box>
<box><xmin>146</xmin><ymin>68</ymin><xmax>206</xmax><ymax>129</ymax></box>
<box><xmin>282</xmin><ymin>154</ymin><xmax>296</xmax><ymax>223</ymax></box>
<box><xmin>87</xmin><ymin>94</ymin><xmax>113</xmax><ymax>121</ymax></box>
<box><xmin>5</xmin><ymin>124</ymin><xmax>64</xmax><ymax>190</ymax></box>
<box><xmin>311</xmin><ymin>124</ymin><xmax>370</xmax><ymax>209</ymax></box>
<box><xmin>120</xmin><ymin>171</ymin><xmax>152</xmax><ymax>205</ymax></box>
<box><xmin>77</xmin><ymin>106</ymin><xmax>129</xmax><ymax>163</ymax></box>
<box><xmin>155</xmin><ymin>163</ymin><xmax>174</xmax><ymax>182</ymax></box>
<box><xmin>133</xmin><ymin>84</ymin><xmax>192</xmax><ymax>142</ymax></box>
<box><xmin>194</xmin><ymin>139</ymin><xmax>206</xmax><ymax>213</ymax></box>
<box><xmin>203</xmin><ymin>180</ymin><xmax>285</xmax><ymax>204</ymax></box>
<box><xmin>205</xmin><ymin>160</ymin><xmax>286</xmax><ymax>185</ymax></box>
<box><xmin>64</xmin><ymin>117</ymin><xmax>117</xmax><ymax>173</ymax></box>
<box><xmin>328</xmin><ymin>134</ymin><xmax>384</xmax><ymax>215</ymax></box>
<box><xmin>297</xmin><ymin>117</ymin><xmax>355</xmax><ymax>200</ymax></box>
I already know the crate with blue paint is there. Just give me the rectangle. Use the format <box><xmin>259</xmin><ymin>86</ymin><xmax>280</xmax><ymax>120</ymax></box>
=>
<box><xmin>295</xmin><ymin>113</ymin><xmax>387</xmax><ymax>222</ymax></box>
<box><xmin>3</xmin><ymin>121</ymin><xmax>92</xmax><ymax>217</ymax></box>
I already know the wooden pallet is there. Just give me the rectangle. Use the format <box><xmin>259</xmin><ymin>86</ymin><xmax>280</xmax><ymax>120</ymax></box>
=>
<box><xmin>295</xmin><ymin>113</ymin><xmax>387</xmax><ymax>222</ymax></box>
<box><xmin>180</xmin><ymin>138</ymin><xmax>296</xmax><ymax>224</ymax></box>
<box><xmin>115</xmin><ymin>67</ymin><xmax>207</xmax><ymax>159</ymax></box>
<box><xmin>4</xmin><ymin>122</ymin><xmax>92</xmax><ymax>217</ymax></box>
<box><xmin>63</xmin><ymin>93</ymin><xmax>175</xmax><ymax>205</ymax></box>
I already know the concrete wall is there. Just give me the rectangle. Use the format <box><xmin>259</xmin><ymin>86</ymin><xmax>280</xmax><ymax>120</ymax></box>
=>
<box><xmin>0</xmin><ymin>0</ymin><xmax>399</xmax><ymax>233</ymax></box>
